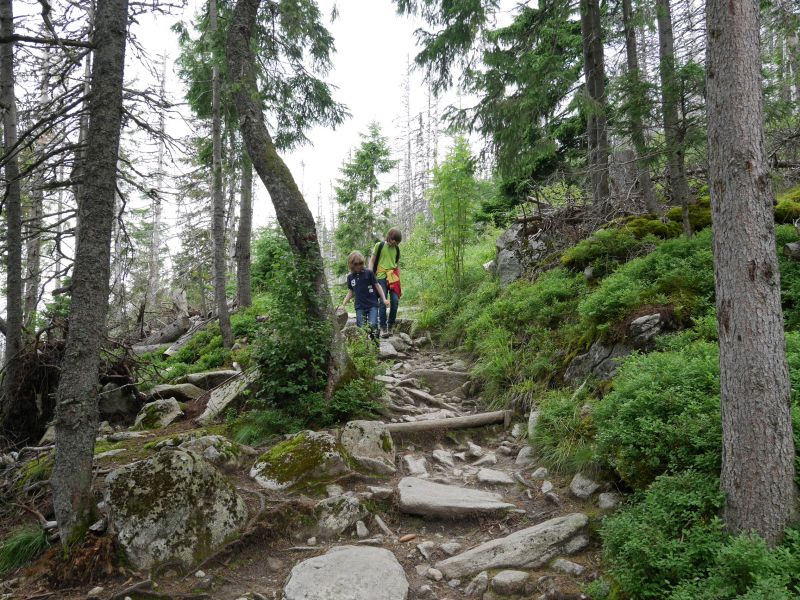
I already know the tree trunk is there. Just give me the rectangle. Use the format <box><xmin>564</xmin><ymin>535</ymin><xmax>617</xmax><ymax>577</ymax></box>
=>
<box><xmin>146</xmin><ymin>57</ymin><xmax>167</xmax><ymax>320</ymax></box>
<box><xmin>210</xmin><ymin>0</ymin><xmax>233</xmax><ymax>349</ymax></box>
<box><xmin>0</xmin><ymin>0</ymin><xmax>24</xmax><ymax>425</ymax></box>
<box><xmin>580</xmin><ymin>0</ymin><xmax>610</xmax><ymax>207</ymax></box>
<box><xmin>707</xmin><ymin>0</ymin><xmax>796</xmax><ymax>546</ymax></box>
<box><xmin>656</xmin><ymin>0</ymin><xmax>691</xmax><ymax>236</ymax></box>
<box><xmin>622</xmin><ymin>0</ymin><xmax>659</xmax><ymax>215</ymax></box>
<box><xmin>236</xmin><ymin>151</ymin><xmax>253</xmax><ymax>307</ymax></box>
<box><xmin>51</xmin><ymin>0</ymin><xmax>129</xmax><ymax>547</ymax></box>
<box><xmin>227</xmin><ymin>0</ymin><xmax>349</xmax><ymax>394</ymax></box>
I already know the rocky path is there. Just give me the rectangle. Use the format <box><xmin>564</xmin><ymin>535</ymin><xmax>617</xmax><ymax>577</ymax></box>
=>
<box><xmin>1</xmin><ymin>317</ymin><xmax>616</xmax><ymax>600</ymax></box>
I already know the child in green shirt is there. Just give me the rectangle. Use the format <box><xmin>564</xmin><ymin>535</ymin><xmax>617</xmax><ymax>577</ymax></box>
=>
<box><xmin>369</xmin><ymin>228</ymin><xmax>402</xmax><ymax>338</ymax></box>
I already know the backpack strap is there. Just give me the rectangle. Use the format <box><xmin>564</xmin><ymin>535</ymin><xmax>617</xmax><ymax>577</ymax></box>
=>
<box><xmin>374</xmin><ymin>241</ymin><xmax>384</xmax><ymax>270</ymax></box>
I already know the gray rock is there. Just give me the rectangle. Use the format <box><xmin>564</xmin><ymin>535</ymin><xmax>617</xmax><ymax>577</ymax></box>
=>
<box><xmin>98</xmin><ymin>383</ymin><xmax>139</xmax><ymax>422</ymax></box>
<box><xmin>528</xmin><ymin>410</ymin><xmax>540</xmax><ymax>441</ymax></box>
<box><xmin>341</xmin><ymin>420</ymin><xmax>396</xmax><ymax>475</ymax></box>
<box><xmin>464</xmin><ymin>571</ymin><xmax>489</xmax><ymax>597</ymax></box>
<box><xmin>466</xmin><ymin>441</ymin><xmax>483</xmax><ymax>458</ymax></box>
<box><xmin>195</xmin><ymin>368</ymin><xmax>260</xmax><ymax>425</ymax></box>
<box><xmin>477</xmin><ymin>468</ymin><xmax>514</xmax><ymax>485</ymax></box>
<box><xmin>133</xmin><ymin>398</ymin><xmax>183</xmax><ymax>430</ymax></box>
<box><xmin>551</xmin><ymin>558</ymin><xmax>585</xmax><ymax>576</ymax></box>
<box><xmin>493</xmin><ymin>222</ymin><xmax>548</xmax><ymax>286</ymax></box>
<box><xmin>179</xmin><ymin>435</ymin><xmax>245</xmax><ymax>470</ymax></box>
<box><xmin>541</xmin><ymin>481</ymin><xmax>554</xmax><ymax>494</ymax></box>
<box><xmin>107</xmin><ymin>430</ymin><xmax>149</xmax><ymax>442</ymax></box>
<box><xmin>516</xmin><ymin>446</ymin><xmax>535</xmax><ymax>467</ymax></box>
<box><xmin>432</xmin><ymin>449</ymin><xmax>455</xmax><ymax>468</ymax></box>
<box><xmin>569</xmin><ymin>473</ymin><xmax>600</xmax><ymax>499</ymax></box>
<box><xmin>379</xmin><ymin>340</ymin><xmax>400</xmax><ymax>358</ymax></box>
<box><xmin>785</xmin><ymin>242</ymin><xmax>800</xmax><ymax>260</ymax></box>
<box><xmin>531</xmin><ymin>467</ymin><xmax>549</xmax><ymax>479</ymax></box>
<box><xmin>628</xmin><ymin>313</ymin><xmax>665</xmax><ymax>346</ymax></box>
<box><xmin>87</xmin><ymin>586</ymin><xmax>104</xmax><ymax>599</ymax></box>
<box><xmin>426</xmin><ymin>568</ymin><xmax>443</xmax><ymax>582</ymax></box>
<box><xmin>564</xmin><ymin>341</ymin><xmax>631</xmax><ymax>385</ymax></box>
<box><xmin>491</xmin><ymin>570</ymin><xmax>529</xmax><ymax>595</ymax></box>
<box><xmin>598</xmin><ymin>492</ymin><xmax>621</xmax><ymax>510</ymax></box>
<box><xmin>417</xmin><ymin>584</ymin><xmax>435</xmax><ymax>599</ymax></box>
<box><xmin>440</xmin><ymin>542</ymin><xmax>463</xmax><ymax>556</ymax></box>
<box><xmin>368</xmin><ymin>485</ymin><xmax>394</xmax><ymax>500</ymax></box>
<box><xmin>105</xmin><ymin>450</ymin><xmax>248</xmax><ymax>570</ymax></box>
<box><xmin>185</xmin><ymin>369</ymin><xmax>239</xmax><ymax>390</ymax></box>
<box><xmin>356</xmin><ymin>520</ymin><xmax>369</xmax><ymax>539</ymax></box>
<box><xmin>511</xmin><ymin>423</ymin><xmax>526</xmax><ymax>438</ymax></box>
<box><xmin>314</xmin><ymin>495</ymin><xmax>368</xmax><ymax>539</ymax></box>
<box><xmin>397</xmin><ymin>477</ymin><xmax>515</xmax><ymax>517</ymax></box>
<box><xmin>403</xmin><ymin>455</ymin><xmax>429</xmax><ymax>477</ymax></box>
<box><xmin>435</xmin><ymin>513</ymin><xmax>589</xmax><ymax>578</ymax></box>
<box><xmin>403</xmin><ymin>369</ymin><xmax>470</xmax><ymax>395</ymax></box>
<box><xmin>283</xmin><ymin>546</ymin><xmax>408</xmax><ymax>600</ymax></box>
<box><xmin>149</xmin><ymin>382</ymin><xmax>206</xmax><ymax>402</ymax></box>
<box><xmin>473</xmin><ymin>452</ymin><xmax>497</xmax><ymax>467</ymax></box>
<box><xmin>417</xmin><ymin>541</ymin><xmax>436</xmax><ymax>560</ymax></box>
<box><xmin>250</xmin><ymin>430</ymin><xmax>351</xmax><ymax>491</ymax></box>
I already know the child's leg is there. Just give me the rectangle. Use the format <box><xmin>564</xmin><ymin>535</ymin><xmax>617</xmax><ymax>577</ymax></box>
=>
<box><xmin>355</xmin><ymin>308</ymin><xmax>365</xmax><ymax>328</ymax></box>
<box><xmin>377</xmin><ymin>279</ymin><xmax>389</xmax><ymax>330</ymax></box>
<box><xmin>388</xmin><ymin>290</ymin><xmax>399</xmax><ymax>331</ymax></box>
<box><xmin>368</xmin><ymin>306</ymin><xmax>379</xmax><ymax>339</ymax></box>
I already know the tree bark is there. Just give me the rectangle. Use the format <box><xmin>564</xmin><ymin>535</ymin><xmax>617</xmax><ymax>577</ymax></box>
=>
<box><xmin>236</xmin><ymin>151</ymin><xmax>253</xmax><ymax>307</ymax></box>
<box><xmin>51</xmin><ymin>0</ymin><xmax>129</xmax><ymax>547</ymax></box>
<box><xmin>580</xmin><ymin>0</ymin><xmax>610</xmax><ymax>207</ymax></box>
<box><xmin>0</xmin><ymin>0</ymin><xmax>24</xmax><ymax>425</ymax></box>
<box><xmin>210</xmin><ymin>0</ymin><xmax>233</xmax><ymax>349</ymax></box>
<box><xmin>656</xmin><ymin>0</ymin><xmax>691</xmax><ymax>236</ymax></box>
<box><xmin>622</xmin><ymin>0</ymin><xmax>659</xmax><ymax>215</ymax></box>
<box><xmin>146</xmin><ymin>56</ymin><xmax>167</xmax><ymax>320</ymax></box>
<box><xmin>707</xmin><ymin>0</ymin><xmax>796</xmax><ymax>546</ymax></box>
<box><xmin>227</xmin><ymin>0</ymin><xmax>349</xmax><ymax>394</ymax></box>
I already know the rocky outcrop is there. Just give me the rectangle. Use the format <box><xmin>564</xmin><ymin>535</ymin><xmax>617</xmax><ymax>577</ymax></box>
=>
<box><xmin>402</xmin><ymin>369</ymin><xmax>470</xmax><ymax>395</ymax></box>
<box><xmin>249</xmin><ymin>430</ymin><xmax>352</xmax><ymax>491</ymax></box>
<box><xmin>435</xmin><ymin>513</ymin><xmax>589</xmax><ymax>578</ymax></box>
<box><xmin>564</xmin><ymin>341</ymin><xmax>632</xmax><ymax>385</ymax></box>
<box><xmin>104</xmin><ymin>450</ymin><xmax>248</xmax><ymax>570</ymax></box>
<box><xmin>397</xmin><ymin>477</ymin><xmax>515</xmax><ymax>517</ymax></box>
<box><xmin>340</xmin><ymin>420</ymin><xmax>396</xmax><ymax>475</ymax></box>
<box><xmin>98</xmin><ymin>383</ymin><xmax>140</xmax><ymax>423</ymax></box>
<box><xmin>283</xmin><ymin>546</ymin><xmax>408</xmax><ymax>600</ymax></box>
<box><xmin>489</xmin><ymin>222</ymin><xmax>549</xmax><ymax>286</ymax></box>
<box><xmin>133</xmin><ymin>398</ymin><xmax>183</xmax><ymax>430</ymax></box>
<box><xmin>149</xmin><ymin>382</ymin><xmax>205</xmax><ymax>402</ymax></box>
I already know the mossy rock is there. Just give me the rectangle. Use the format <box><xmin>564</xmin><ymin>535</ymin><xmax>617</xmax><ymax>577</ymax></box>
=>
<box><xmin>179</xmin><ymin>434</ymin><xmax>249</xmax><ymax>470</ymax></box>
<box><xmin>133</xmin><ymin>398</ymin><xmax>183</xmax><ymax>430</ymax></box>
<box><xmin>104</xmin><ymin>449</ymin><xmax>248</xmax><ymax>570</ymax></box>
<box><xmin>666</xmin><ymin>196</ymin><xmax>712</xmax><ymax>231</ymax></box>
<box><xmin>249</xmin><ymin>431</ymin><xmax>352</xmax><ymax>492</ymax></box>
<box><xmin>340</xmin><ymin>420</ymin><xmax>396</xmax><ymax>476</ymax></box>
<box><xmin>775</xmin><ymin>197</ymin><xmax>800</xmax><ymax>224</ymax></box>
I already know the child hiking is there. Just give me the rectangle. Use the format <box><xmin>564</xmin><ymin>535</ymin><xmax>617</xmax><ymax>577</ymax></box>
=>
<box><xmin>340</xmin><ymin>251</ymin><xmax>390</xmax><ymax>338</ymax></box>
<box><xmin>369</xmin><ymin>228</ymin><xmax>402</xmax><ymax>338</ymax></box>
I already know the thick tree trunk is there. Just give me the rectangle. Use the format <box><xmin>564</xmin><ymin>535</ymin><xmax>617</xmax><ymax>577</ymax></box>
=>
<box><xmin>656</xmin><ymin>0</ymin><xmax>691</xmax><ymax>236</ymax></box>
<box><xmin>227</xmin><ymin>0</ymin><xmax>349</xmax><ymax>393</ymax></box>
<box><xmin>0</xmin><ymin>0</ymin><xmax>24</xmax><ymax>424</ymax></box>
<box><xmin>580</xmin><ymin>0</ymin><xmax>610</xmax><ymax>207</ymax></box>
<box><xmin>210</xmin><ymin>0</ymin><xmax>233</xmax><ymax>349</ymax></box>
<box><xmin>622</xmin><ymin>0</ymin><xmax>659</xmax><ymax>215</ymax></box>
<box><xmin>51</xmin><ymin>0</ymin><xmax>129</xmax><ymax>546</ymax></box>
<box><xmin>236</xmin><ymin>151</ymin><xmax>253</xmax><ymax>307</ymax></box>
<box><xmin>707</xmin><ymin>0</ymin><xmax>796</xmax><ymax>545</ymax></box>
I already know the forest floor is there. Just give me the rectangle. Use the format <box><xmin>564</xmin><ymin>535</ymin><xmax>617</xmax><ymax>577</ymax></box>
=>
<box><xmin>4</xmin><ymin>315</ymin><xmax>606</xmax><ymax>600</ymax></box>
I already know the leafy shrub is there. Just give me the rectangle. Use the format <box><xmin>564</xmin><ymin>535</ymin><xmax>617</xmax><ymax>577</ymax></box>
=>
<box><xmin>776</xmin><ymin>224</ymin><xmax>800</xmax><ymax>329</ymax></box>
<box><xmin>252</xmin><ymin>227</ymin><xmax>294</xmax><ymax>292</ymax></box>
<box><xmin>578</xmin><ymin>229</ymin><xmax>715</xmax><ymax>336</ymax></box>
<box><xmin>532</xmin><ymin>387</ymin><xmax>597</xmax><ymax>474</ymax></box>
<box><xmin>593</xmin><ymin>341</ymin><xmax>721</xmax><ymax>488</ymax></box>
<box><xmin>0</xmin><ymin>525</ymin><xmax>48</xmax><ymax>576</ymax></box>
<box><xmin>600</xmin><ymin>471</ymin><xmax>725</xmax><ymax>600</ymax></box>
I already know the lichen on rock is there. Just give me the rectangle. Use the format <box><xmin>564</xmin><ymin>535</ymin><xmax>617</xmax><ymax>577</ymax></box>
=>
<box><xmin>249</xmin><ymin>430</ymin><xmax>352</xmax><ymax>492</ymax></box>
<box><xmin>104</xmin><ymin>449</ymin><xmax>248</xmax><ymax>570</ymax></box>
<box><xmin>133</xmin><ymin>397</ymin><xmax>183</xmax><ymax>430</ymax></box>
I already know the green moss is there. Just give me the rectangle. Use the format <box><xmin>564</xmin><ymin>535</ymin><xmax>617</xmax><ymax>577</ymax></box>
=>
<box><xmin>94</xmin><ymin>440</ymin><xmax>124</xmax><ymax>455</ymax></box>
<box><xmin>775</xmin><ymin>197</ymin><xmax>800</xmax><ymax>224</ymax></box>
<box><xmin>253</xmin><ymin>432</ymin><xmax>351</xmax><ymax>491</ymax></box>
<box><xmin>666</xmin><ymin>195</ymin><xmax>712</xmax><ymax>231</ymax></box>
<box><xmin>16</xmin><ymin>455</ymin><xmax>53</xmax><ymax>491</ymax></box>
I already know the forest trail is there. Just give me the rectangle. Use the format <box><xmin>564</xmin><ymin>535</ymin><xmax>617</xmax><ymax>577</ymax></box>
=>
<box><xmin>6</xmin><ymin>316</ymin><xmax>607</xmax><ymax>600</ymax></box>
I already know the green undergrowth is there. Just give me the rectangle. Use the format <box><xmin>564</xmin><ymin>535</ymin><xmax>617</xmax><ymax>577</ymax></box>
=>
<box><xmin>0</xmin><ymin>525</ymin><xmax>48</xmax><ymax>577</ymax></box>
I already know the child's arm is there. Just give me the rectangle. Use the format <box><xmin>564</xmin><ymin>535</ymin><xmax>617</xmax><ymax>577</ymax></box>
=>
<box><xmin>375</xmin><ymin>283</ymin><xmax>390</xmax><ymax>307</ymax></box>
<box><xmin>340</xmin><ymin>290</ymin><xmax>353</xmax><ymax>309</ymax></box>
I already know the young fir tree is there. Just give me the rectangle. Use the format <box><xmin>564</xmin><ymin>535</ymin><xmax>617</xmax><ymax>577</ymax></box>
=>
<box><xmin>333</xmin><ymin>122</ymin><xmax>398</xmax><ymax>274</ymax></box>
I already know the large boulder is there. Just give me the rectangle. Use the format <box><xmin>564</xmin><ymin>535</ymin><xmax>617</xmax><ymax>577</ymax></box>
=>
<box><xmin>184</xmin><ymin>370</ymin><xmax>239</xmax><ymax>390</ymax></box>
<box><xmin>104</xmin><ymin>450</ymin><xmax>248</xmax><ymax>570</ymax></box>
<box><xmin>133</xmin><ymin>398</ymin><xmax>183</xmax><ymax>430</ymax></box>
<box><xmin>179</xmin><ymin>435</ymin><xmax>248</xmax><ymax>470</ymax></box>
<box><xmin>149</xmin><ymin>382</ymin><xmax>205</xmax><ymax>402</ymax></box>
<box><xmin>283</xmin><ymin>546</ymin><xmax>408</xmax><ymax>600</ymax></box>
<box><xmin>435</xmin><ymin>513</ymin><xmax>589</xmax><ymax>578</ymax></box>
<box><xmin>250</xmin><ymin>430</ymin><xmax>352</xmax><ymax>491</ymax></box>
<box><xmin>98</xmin><ymin>383</ymin><xmax>140</xmax><ymax>423</ymax></box>
<box><xmin>402</xmin><ymin>369</ymin><xmax>469</xmax><ymax>395</ymax></box>
<box><xmin>397</xmin><ymin>477</ymin><xmax>515</xmax><ymax>517</ymax></box>
<box><xmin>340</xmin><ymin>420</ymin><xmax>396</xmax><ymax>475</ymax></box>
<box><xmin>563</xmin><ymin>341</ymin><xmax>631</xmax><ymax>385</ymax></box>
<box><xmin>493</xmin><ymin>222</ymin><xmax>548</xmax><ymax>286</ymax></box>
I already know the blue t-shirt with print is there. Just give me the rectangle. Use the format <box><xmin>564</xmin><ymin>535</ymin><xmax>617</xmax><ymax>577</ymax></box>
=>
<box><xmin>347</xmin><ymin>269</ymin><xmax>380</xmax><ymax>309</ymax></box>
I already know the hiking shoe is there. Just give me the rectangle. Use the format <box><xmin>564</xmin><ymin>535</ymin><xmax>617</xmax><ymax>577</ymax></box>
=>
<box><xmin>380</xmin><ymin>328</ymin><xmax>390</xmax><ymax>338</ymax></box>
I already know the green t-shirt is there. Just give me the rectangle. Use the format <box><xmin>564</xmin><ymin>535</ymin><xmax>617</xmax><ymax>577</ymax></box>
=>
<box><xmin>372</xmin><ymin>242</ymin><xmax>399</xmax><ymax>279</ymax></box>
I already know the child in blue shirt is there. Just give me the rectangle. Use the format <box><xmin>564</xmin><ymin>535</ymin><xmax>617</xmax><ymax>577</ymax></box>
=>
<box><xmin>340</xmin><ymin>251</ymin><xmax>390</xmax><ymax>338</ymax></box>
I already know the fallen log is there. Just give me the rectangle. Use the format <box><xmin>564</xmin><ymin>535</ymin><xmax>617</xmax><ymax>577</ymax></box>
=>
<box><xmin>140</xmin><ymin>315</ymin><xmax>191</xmax><ymax>346</ymax></box>
<box><xmin>386</xmin><ymin>410</ymin><xmax>512</xmax><ymax>434</ymax></box>
<box><xmin>164</xmin><ymin>317</ymin><xmax>213</xmax><ymax>357</ymax></box>
<box><xmin>195</xmin><ymin>367</ymin><xmax>261</xmax><ymax>425</ymax></box>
